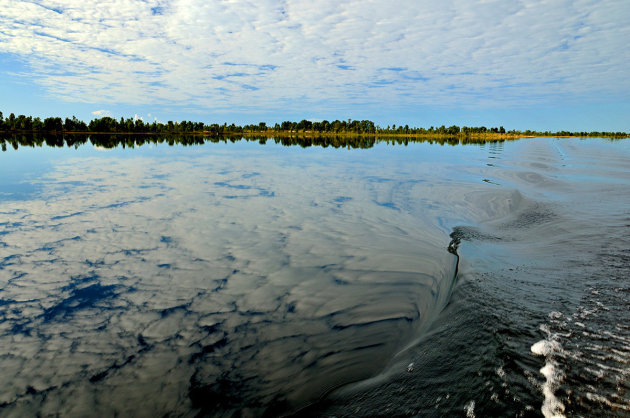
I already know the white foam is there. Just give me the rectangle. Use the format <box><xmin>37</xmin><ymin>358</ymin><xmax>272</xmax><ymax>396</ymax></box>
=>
<box><xmin>531</xmin><ymin>340</ymin><xmax>561</xmax><ymax>356</ymax></box>
<box><xmin>540</xmin><ymin>361</ymin><xmax>566</xmax><ymax>418</ymax></box>
<box><xmin>464</xmin><ymin>400</ymin><xmax>475</xmax><ymax>418</ymax></box>
<box><xmin>532</xmin><ymin>338</ymin><xmax>566</xmax><ymax>418</ymax></box>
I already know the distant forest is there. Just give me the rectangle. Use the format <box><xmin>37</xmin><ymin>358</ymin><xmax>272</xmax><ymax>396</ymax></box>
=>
<box><xmin>0</xmin><ymin>111</ymin><xmax>628</xmax><ymax>138</ymax></box>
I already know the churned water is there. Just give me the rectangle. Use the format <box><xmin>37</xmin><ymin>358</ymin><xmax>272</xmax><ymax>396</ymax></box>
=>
<box><xmin>0</xmin><ymin>136</ymin><xmax>628</xmax><ymax>417</ymax></box>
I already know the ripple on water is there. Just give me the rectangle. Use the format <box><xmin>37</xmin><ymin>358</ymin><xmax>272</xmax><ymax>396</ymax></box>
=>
<box><xmin>0</xmin><ymin>149</ymin><xmax>459</xmax><ymax>416</ymax></box>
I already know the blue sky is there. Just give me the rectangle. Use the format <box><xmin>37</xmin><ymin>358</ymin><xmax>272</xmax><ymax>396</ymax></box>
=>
<box><xmin>0</xmin><ymin>0</ymin><xmax>629</xmax><ymax>131</ymax></box>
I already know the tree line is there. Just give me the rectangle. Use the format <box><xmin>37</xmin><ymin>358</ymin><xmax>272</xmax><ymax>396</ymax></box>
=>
<box><xmin>0</xmin><ymin>111</ymin><xmax>627</xmax><ymax>138</ymax></box>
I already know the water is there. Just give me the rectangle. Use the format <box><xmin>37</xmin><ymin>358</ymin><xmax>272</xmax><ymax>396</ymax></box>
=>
<box><xmin>0</xmin><ymin>136</ymin><xmax>628</xmax><ymax>417</ymax></box>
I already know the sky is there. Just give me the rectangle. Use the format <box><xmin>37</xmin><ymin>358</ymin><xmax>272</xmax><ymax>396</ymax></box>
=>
<box><xmin>0</xmin><ymin>0</ymin><xmax>629</xmax><ymax>131</ymax></box>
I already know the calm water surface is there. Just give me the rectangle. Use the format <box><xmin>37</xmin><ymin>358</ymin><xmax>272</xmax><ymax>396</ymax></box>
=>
<box><xmin>0</xmin><ymin>136</ymin><xmax>628</xmax><ymax>417</ymax></box>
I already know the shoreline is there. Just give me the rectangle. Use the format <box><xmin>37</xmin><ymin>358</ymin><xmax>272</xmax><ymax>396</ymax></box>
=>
<box><xmin>1</xmin><ymin>130</ymin><xmax>627</xmax><ymax>140</ymax></box>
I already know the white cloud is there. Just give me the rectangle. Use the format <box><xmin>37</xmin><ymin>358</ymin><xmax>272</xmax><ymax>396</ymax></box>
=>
<box><xmin>92</xmin><ymin>109</ymin><xmax>111</xmax><ymax>116</ymax></box>
<box><xmin>0</xmin><ymin>0</ymin><xmax>628</xmax><ymax>112</ymax></box>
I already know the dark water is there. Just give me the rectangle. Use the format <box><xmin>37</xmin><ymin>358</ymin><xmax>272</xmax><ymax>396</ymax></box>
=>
<box><xmin>0</xmin><ymin>136</ymin><xmax>628</xmax><ymax>417</ymax></box>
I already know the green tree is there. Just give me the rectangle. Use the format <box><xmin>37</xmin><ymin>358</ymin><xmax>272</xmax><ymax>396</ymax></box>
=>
<box><xmin>32</xmin><ymin>117</ymin><xmax>44</xmax><ymax>130</ymax></box>
<box><xmin>447</xmin><ymin>125</ymin><xmax>460</xmax><ymax>135</ymax></box>
<box><xmin>63</xmin><ymin>116</ymin><xmax>86</xmax><ymax>131</ymax></box>
<box><xmin>15</xmin><ymin>114</ymin><xmax>33</xmax><ymax>130</ymax></box>
<box><xmin>296</xmin><ymin>119</ymin><xmax>312</xmax><ymax>131</ymax></box>
<box><xmin>43</xmin><ymin>117</ymin><xmax>63</xmax><ymax>132</ymax></box>
<box><xmin>89</xmin><ymin>116</ymin><xmax>118</xmax><ymax>132</ymax></box>
<box><xmin>8</xmin><ymin>113</ymin><xmax>16</xmax><ymax>130</ymax></box>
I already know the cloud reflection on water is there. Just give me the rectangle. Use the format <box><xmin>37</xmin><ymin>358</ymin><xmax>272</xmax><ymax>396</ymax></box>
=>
<box><xmin>0</xmin><ymin>145</ymin><xmax>465</xmax><ymax>415</ymax></box>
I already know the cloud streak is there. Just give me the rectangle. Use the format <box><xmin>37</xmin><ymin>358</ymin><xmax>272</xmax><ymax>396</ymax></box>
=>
<box><xmin>0</xmin><ymin>0</ymin><xmax>628</xmax><ymax>113</ymax></box>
